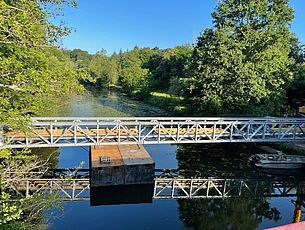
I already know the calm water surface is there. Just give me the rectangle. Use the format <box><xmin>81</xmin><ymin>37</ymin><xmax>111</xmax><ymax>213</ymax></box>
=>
<box><xmin>42</xmin><ymin>90</ymin><xmax>304</xmax><ymax>230</ymax></box>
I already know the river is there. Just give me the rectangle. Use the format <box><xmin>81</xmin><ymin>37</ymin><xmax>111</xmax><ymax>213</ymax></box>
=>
<box><xmin>40</xmin><ymin>89</ymin><xmax>304</xmax><ymax>230</ymax></box>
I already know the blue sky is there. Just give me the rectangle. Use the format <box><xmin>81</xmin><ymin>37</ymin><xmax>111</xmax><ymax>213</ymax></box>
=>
<box><xmin>61</xmin><ymin>0</ymin><xmax>305</xmax><ymax>54</ymax></box>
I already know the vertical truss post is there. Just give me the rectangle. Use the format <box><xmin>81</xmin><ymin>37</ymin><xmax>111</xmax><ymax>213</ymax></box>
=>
<box><xmin>153</xmin><ymin>179</ymin><xmax>157</xmax><ymax>198</ymax></box>
<box><xmin>96</xmin><ymin>120</ymin><xmax>99</xmax><ymax>144</ymax></box>
<box><xmin>74</xmin><ymin>122</ymin><xmax>77</xmax><ymax>144</ymax></box>
<box><xmin>72</xmin><ymin>180</ymin><xmax>76</xmax><ymax>199</ymax></box>
<box><xmin>278</xmin><ymin>123</ymin><xmax>283</xmax><ymax>140</ymax></box>
<box><xmin>195</xmin><ymin>122</ymin><xmax>198</xmax><ymax>142</ymax></box>
<box><xmin>239</xmin><ymin>181</ymin><xmax>243</xmax><ymax>196</ymax></box>
<box><xmin>176</xmin><ymin>123</ymin><xmax>180</xmax><ymax>142</ymax></box>
<box><xmin>262</xmin><ymin>122</ymin><xmax>267</xmax><ymax>140</ymax></box>
<box><xmin>171</xmin><ymin>180</ymin><xmax>175</xmax><ymax>198</ymax></box>
<box><xmin>158</xmin><ymin>122</ymin><xmax>161</xmax><ymax>143</ymax></box>
<box><xmin>293</xmin><ymin>124</ymin><xmax>297</xmax><ymax>139</ymax></box>
<box><xmin>212</xmin><ymin>123</ymin><xmax>216</xmax><ymax>141</ymax></box>
<box><xmin>50</xmin><ymin>124</ymin><xmax>53</xmax><ymax>145</ymax></box>
<box><xmin>25</xmin><ymin>131</ymin><xmax>29</xmax><ymax>146</ymax></box>
<box><xmin>189</xmin><ymin>179</ymin><xmax>193</xmax><ymax>198</ymax></box>
<box><xmin>247</xmin><ymin>123</ymin><xmax>251</xmax><ymax>141</ymax></box>
<box><xmin>118</xmin><ymin>121</ymin><xmax>121</xmax><ymax>144</ymax></box>
<box><xmin>223</xmin><ymin>180</ymin><xmax>227</xmax><ymax>197</ymax></box>
<box><xmin>138</xmin><ymin>123</ymin><xmax>141</xmax><ymax>143</ymax></box>
<box><xmin>26</xmin><ymin>180</ymin><xmax>30</xmax><ymax>197</ymax></box>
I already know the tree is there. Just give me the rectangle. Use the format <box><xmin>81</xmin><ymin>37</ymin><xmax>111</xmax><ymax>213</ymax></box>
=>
<box><xmin>70</xmin><ymin>48</ymin><xmax>92</xmax><ymax>70</ymax></box>
<box><xmin>89</xmin><ymin>50</ymin><xmax>118</xmax><ymax>87</ymax></box>
<box><xmin>0</xmin><ymin>0</ymin><xmax>82</xmax><ymax>227</ymax></box>
<box><xmin>0</xmin><ymin>0</ymin><xmax>84</xmax><ymax>128</ymax></box>
<box><xmin>285</xmin><ymin>35</ymin><xmax>305</xmax><ymax>109</ymax></box>
<box><xmin>146</xmin><ymin>45</ymin><xmax>192</xmax><ymax>94</ymax></box>
<box><xmin>185</xmin><ymin>0</ymin><xmax>294</xmax><ymax>116</ymax></box>
<box><xmin>119</xmin><ymin>48</ymin><xmax>150</xmax><ymax>95</ymax></box>
<box><xmin>0</xmin><ymin>0</ymin><xmax>76</xmax><ymax>47</ymax></box>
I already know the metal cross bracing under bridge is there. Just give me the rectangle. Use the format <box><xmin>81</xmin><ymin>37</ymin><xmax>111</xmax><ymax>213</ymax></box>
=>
<box><xmin>5</xmin><ymin>177</ymin><xmax>305</xmax><ymax>201</ymax></box>
<box><xmin>1</xmin><ymin>116</ymin><xmax>305</xmax><ymax>148</ymax></box>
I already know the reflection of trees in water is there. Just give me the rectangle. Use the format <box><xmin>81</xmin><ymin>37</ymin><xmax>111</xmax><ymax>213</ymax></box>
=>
<box><xmin>0</xmin><ymin>150</ymin><xmax>62</xmax><ymax>228</ymax></box>
<box><xmin>176</xmin><ymin>143</ymin><xmax>262</xmax><ymax>177</ymax></box>
<box><xmin>31</xmin><ymin>147</ymin><xmax>60</xmax><ymax>168</ymax></box>
<box><xmin>176</xmin><ymin>144</ymin><xmax>281</xmax><ymax>229</ymax></box>
<box><xmin>178</xmin><ymin>198</ymin><xmax>281</xmax><ymax>230</ymax></box>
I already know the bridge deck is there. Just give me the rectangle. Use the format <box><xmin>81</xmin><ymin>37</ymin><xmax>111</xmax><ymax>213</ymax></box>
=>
<box><xmin>4</xmin><ymin>127</ymin><xmax>227</xmax><ymax>138</ymax></box>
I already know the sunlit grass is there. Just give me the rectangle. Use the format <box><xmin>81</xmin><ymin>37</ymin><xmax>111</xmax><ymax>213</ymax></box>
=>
<box><xmin>150</xmin><ymin>92</ymin><xmax>184</xmax><ymax>101</ymax></box>
<box><xmin>144</xmin><ymin>91</ymin><xmax>186</xmax><ymax>115</ymax></box>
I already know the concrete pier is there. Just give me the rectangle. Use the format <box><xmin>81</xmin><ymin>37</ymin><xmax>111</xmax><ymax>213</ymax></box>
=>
<box><xmin>90</xmin><ymin>145</ymin><xmax>155</xmax><ymax>187</ymax></box>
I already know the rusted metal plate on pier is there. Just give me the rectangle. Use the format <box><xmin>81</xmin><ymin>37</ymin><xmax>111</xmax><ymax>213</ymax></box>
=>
<box><xmin>90</xmin><ymin>144</ymin><xmax>155</xmax><ymax>187</ymax></box>
<box><xmin>91</xmin><ymin>145</ymin><xmax>124</xmax><ymax>167</ymax></box>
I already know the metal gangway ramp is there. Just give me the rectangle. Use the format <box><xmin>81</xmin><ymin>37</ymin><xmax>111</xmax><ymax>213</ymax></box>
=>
<box><xmin>1</xmin><ymin>116</ymin><xmax>305</xmax><ymax>148</ymax></box>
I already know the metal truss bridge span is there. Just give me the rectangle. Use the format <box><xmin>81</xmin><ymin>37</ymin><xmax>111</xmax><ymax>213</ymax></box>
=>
<box><xmin>1</xmin><ymin>116</ymin><xmax>305</xmax><ymax>148</ymax></box>
<box><xmin>5</xmin><ymin>177</ymin><xmax>305</xmax><ymax>201</ymax></box>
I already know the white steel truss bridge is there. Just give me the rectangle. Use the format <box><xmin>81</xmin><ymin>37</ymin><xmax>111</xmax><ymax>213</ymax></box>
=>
<box><xmin>5</xmin><ymin>177</ymin><xmax>305</xmax><ymax>201</ymax></box>
<box><xmin>1</xmin><ymin>116</ymin><xmax>305</xmax><ymax>148</ymax></box>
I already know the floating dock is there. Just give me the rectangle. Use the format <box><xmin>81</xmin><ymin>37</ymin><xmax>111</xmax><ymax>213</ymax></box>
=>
<box><xmin>90</xmin><ymin>145</ymin><xmax>155</xmax><ymax>187</ymax></box>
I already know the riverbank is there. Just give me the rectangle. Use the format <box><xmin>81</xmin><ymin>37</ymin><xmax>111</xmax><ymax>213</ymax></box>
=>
<box><xmin>143</xmin><ymin>92</ymin><xmax>186</xmax><ymax>116</ymax></box>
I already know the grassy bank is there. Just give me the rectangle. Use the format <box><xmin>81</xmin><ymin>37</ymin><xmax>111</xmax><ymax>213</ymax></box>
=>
<box><xmin>143</xmin><ymin>92</ymin><xmax>186</xmax><ymax>116</ymax></box>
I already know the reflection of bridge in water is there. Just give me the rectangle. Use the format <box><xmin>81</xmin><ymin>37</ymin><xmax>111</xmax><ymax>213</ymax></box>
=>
<box><xmin>4</xmin><ymin>170</ymin><xmax>305</xmax><ymax>202</ymax></box>
<box><xmin>1</xmin><ymin>116</ymin><xmax>305</xmax><ymax>148</ymax></box>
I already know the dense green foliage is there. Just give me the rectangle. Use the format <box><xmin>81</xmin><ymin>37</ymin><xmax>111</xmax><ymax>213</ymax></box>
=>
<box><xmin>286</xmin><ymin>35</ymin><xmax>305</xmax><ymax>109</ymax></box>
<box><xmin>89</xmin><ymin>50</ymin><xmax>118</xmax><ymax>87</ymax></box>
<box><xmin>146</xmin><ymin>45</ymin><xmax>192</xmax><ymax>95</ymax></box>
<box><xmin>0</xmin><ymin>0</ymin><xmax>82</xmax><ymax>228</ymax></box>
<box><xmin>185</xmin><ymin>0</ymin><xmax>294</xmax><ymax>116</ymax></box>
<box><xmin>117</xmin><ymin>48</ymin><xmax>150</xmax><ymax>95</ymax></box>
<box><xmin>0</xmin><ymin>0</ymin><xmax>86</xmax><ymax>128</ymax></box>
<box><xmin>66</xmin><ymin>45</ymin><xmax>192</xmax><ymax>100</ymax></box>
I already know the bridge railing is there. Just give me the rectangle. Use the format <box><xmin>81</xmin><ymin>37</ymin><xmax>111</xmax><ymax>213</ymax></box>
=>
<box><xmin>1</xmin><ymin>117</ymin><xmax>305</xmax><ymax>148</ymax></box>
